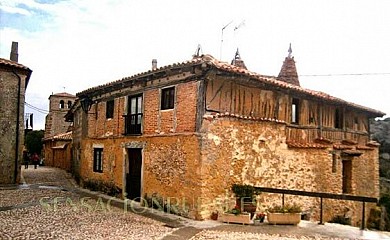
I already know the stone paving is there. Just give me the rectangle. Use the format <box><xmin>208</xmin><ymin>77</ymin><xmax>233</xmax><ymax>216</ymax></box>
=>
<box><xmin>2</xmin><ymin>166</ymin><xmax>390</xmax><ymax>239</ymax></box>
<box><xmin>0</xmin><ymin>166</ymin><xmax>173</xmax><ymax>239</ymax></box>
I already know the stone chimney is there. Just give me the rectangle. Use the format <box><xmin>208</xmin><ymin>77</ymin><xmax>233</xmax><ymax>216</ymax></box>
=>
<box><xmin>152</xmin><ymin>59</ymin><xmax>157</xmax><ymax>71</ymax></box>
<box><xmin>10</xmin><ymin>41</ymin><xmax>19</xmax><ymax>62</ymax></box>
<box><xmin>277</xmin><ymin>44</ymin><xmax>300</xmax><ymax>86</ymax></box>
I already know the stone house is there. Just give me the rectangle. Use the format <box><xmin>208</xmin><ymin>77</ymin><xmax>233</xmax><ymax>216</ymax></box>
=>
<box><xmin>0</xmin><ymin>42</ymin><xmax>32</xmax><ymax>184</ymax></box>
<box><xmin>43</xmin><ymin>92</ymin><xmax>76</xmax><ymax>170</ymax></box>
<box><xmin>67</xmin><ymin>48</ymin><xmax>384</xmax><ymax>225</ymax></box>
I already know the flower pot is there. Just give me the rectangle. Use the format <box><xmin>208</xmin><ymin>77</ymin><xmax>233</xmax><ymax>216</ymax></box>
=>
<box><xmin>219</xmin><ymin>213</ymin><xmax>251</xmax><ymax>225</ymax></box>
<box><xmin>267</xmin><ymin>212</ymin><xmax>301</xmax><ymax>225</ymax></box>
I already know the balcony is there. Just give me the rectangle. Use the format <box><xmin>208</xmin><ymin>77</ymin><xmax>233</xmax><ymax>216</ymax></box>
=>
<box><xmin>286</xmin><ymin>125</ymin><xmax>369</xmax><ymax>146</ymax></box>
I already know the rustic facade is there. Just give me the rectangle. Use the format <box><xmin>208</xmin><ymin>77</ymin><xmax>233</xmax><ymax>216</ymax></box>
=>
<box><xmin>43</xmin><ymin>132</ymin><xmax>72</xmax><ymax>171</ymax></box>
<box><xmin>68</xmin><ymin>49</ymin><xmax>384</xmax><ymax>225</ymax></box>
<box><xmin>0</xmin><ymin>42</ymin><xmax>32</xmax><ymax>184</ymax></box>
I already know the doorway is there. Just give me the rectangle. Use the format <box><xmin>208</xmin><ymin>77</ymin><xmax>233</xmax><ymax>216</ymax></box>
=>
<box><xmin>342</xmin><ymin>160</ymin><xmax>352</xmax><ymax>194</ymax></box>
<box><xmin>126</xmin><ymin>148</ymin><xmax>143</xmax><ymax>201</ymax></box>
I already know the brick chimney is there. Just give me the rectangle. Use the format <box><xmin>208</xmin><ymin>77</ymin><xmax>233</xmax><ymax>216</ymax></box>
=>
<box><xmin>277</xmin><ymin>44</ymin><xmax>300</xmax><ymax>86</ymax></box>
<box><xmin>10</xmin><ymin>41</ymin><xmax>19</xmax><ymax>62</ymax></box>
<box><xmin>152</xmin><ymin>59</ymin><xmax>157</xmax><ymax>71</ymax></box>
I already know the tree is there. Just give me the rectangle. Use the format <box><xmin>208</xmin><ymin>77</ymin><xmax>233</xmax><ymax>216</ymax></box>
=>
<box><xmin>25</xmin><ymin>130</ymin><xmax>44</xmax><ymax>155</ymax></box>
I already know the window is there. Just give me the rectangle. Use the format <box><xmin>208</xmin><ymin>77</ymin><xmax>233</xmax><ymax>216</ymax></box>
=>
<box><xmin>67</xmin><ymin>101</ymin><xmax>72</xmax><ymax>109</ymax></box>
<box><xmin>59</xmin><ymin>100</ymin><xmax>65</xmax><ymax>109</ymax></box>
<box><xmin>161</xmin><ymin>87</ymin><xmax>175</xmax><ymax>110</ymax></box>
<box><xmin>125</xmin><ymin>95</ymin><xmax>143</xmax><ymax>135</ymax></box>
<box><xmin>335</xmin><ymin>108</ymin><xmax>344</xmax><ymax>129</ymax></box>
<box><xmin>93</xmin><ymin>148</ymin><xmax>103</xmax><ymax>173</ymax></box>
<box><xmin>291</xmin><ymin>98</ymin><xmax>299</xmax><ymax>124</ymax></box>
<box><xmin>106</xmin><ymin>100</ymin><xmax>114</xmax><ymax>119</ymax></box>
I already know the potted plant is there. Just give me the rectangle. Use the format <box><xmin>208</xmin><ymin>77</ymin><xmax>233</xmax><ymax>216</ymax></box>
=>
<box><xmin>219</xmin><ymin>205</ymin><xmax>251</xmax><ymax>224</ymax></box>
<box><xmin>267</xmin><ymin>204</ymin><xmax>302</xmax><ymax>225</ymax></box>
<box><xmin>210</xmin><ymin>210</ymin><xmax>219</xmax><ymax>220</ymax></box>
<box><xmin>231</xmin><ymin>184</ymin><xmax>260</xmax><ymax>217</ymax></box>
<box><xmin>253</xmin><ymin>212</ymin><xmax>266</xmax><ymax>225</ymax></box>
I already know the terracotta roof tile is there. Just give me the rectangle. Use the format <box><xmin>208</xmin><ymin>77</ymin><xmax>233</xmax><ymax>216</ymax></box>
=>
<box><xmin>50</xmin><ymin>92</ymin><xmax>76</xmax><ymax>98</ymax></box>
<box><xmin>203</xmin><ymin>112</ymin><xmax>286</xmax><ymax>124</ymax></box>
<box><xmin>286</xmin><ymin>141</ymin><xmax>329</xmax><ymax>149</ymax></box>
<box><xmin>0</xmin><ymin>58</ymin><xmax>31</xmax><ymax>71</ymax></box>
<box><xmin>43</xmin><ymin>131</ymin><xmax>72</xmax><ymax>141</ymax></box>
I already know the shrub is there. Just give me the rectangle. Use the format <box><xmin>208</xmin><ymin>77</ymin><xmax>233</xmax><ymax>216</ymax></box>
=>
<box><xmin>268</xmin><ymin>204</ymin><xmax>302</xmax><ymax>213</ymax></box>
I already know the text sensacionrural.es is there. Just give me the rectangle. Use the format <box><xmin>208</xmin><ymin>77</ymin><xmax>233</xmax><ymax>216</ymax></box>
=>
<box><xmin>39</xmin><ymin>196</ymin><xmax>256</xmax><ymax>213</ymax></box>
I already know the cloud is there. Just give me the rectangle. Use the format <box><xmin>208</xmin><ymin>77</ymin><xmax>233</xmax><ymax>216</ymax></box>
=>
<box><xmin>0</xmin><ymin>5</ymin><xmax>32</xmax><ymax>16</ymax></box>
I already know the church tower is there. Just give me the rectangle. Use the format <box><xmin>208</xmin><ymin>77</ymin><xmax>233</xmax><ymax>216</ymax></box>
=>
<box><xmin>44</xmin><ymin>92</ymin><xmax>76</xmax><ymax>138</ymax></box>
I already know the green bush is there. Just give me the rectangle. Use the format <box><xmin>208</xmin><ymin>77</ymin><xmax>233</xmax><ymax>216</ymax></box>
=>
<box><xmin>268</xmin><ymin>204</ymin><xmax>302</xmax><ymax>213</ymax></box>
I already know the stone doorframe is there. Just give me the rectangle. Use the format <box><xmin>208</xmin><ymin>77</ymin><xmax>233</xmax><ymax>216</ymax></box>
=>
<box><xmin>121</xmin><ymin>141</ymin><xmax>146</xmax><ymax>199</ymax></box>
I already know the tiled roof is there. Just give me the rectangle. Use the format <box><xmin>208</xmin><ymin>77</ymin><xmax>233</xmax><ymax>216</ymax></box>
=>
<box><xmin>43</xmin><ymin>131</ymin><xmax>72</xmax><ymax>141</ymax></box>
<box><xmin>286</xmin><ymin>141</ymin><xmax>329</xmax><ymax>149</ymax></box>
<box><xmin>50</xmin><ymin>92</ymin><xmax>76</xmax><ymax>98</ymax></box>
<box><xmin>77</xmin><ymin>54</ymin><xmax>385</xmax><ymax>117</ymax></box>
<box><xmin>203</xmin><ymin>112</ymin><xmax>286</xmax><ymax>124</ymax></box>
<box><xmin>0</xmin><ymin>58</ymin><xmax>31</xmax><ymax>71</ymax></box>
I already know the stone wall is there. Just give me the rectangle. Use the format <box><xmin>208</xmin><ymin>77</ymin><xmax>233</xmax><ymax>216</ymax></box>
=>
<box><xmin>0</xmin><ymin>68</ymin><xmax>28</xmax><ymax>184</ymax></box>
<box><xmin>199</xmin><ymin>116</ymin><xmax>379</xmax><ymax>226</ymax></box>
<box><xmin>79</xmin><ymin>134</ymin><xmax>202</xmax><ymax>218</ymax></box>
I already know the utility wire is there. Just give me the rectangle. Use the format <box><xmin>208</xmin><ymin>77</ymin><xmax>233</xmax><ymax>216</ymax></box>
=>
<box><xmin>300</xmin><ymin>72</ymin><xmax>390</xmax><ymax>77</ymax></box>
<box><xmin>25</xmin><ymin>102</ymin><xmax>49</xmax><ymax>114</ymax></box>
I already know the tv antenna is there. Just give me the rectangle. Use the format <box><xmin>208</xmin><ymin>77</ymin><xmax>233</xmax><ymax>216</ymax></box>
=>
<box><xmin>220</xmin><ymin>20</ymin><xmax>233</xmax><ymax>60</ymax></box>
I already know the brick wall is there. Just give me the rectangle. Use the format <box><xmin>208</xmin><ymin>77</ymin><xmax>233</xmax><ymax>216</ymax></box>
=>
<box><xmin>87</xmin><ymin>81</ymin><xmax>199</xmax><ymax>137</ymax></box>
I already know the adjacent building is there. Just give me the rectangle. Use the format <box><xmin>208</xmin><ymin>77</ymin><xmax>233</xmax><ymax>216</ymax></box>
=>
<box><xmin>0</xmin><ymin>42</ymin><xmax>32</xmax><ymax>184</ymax></box>
<box><xmin>66</xmin><ymin>48</ymin><xmax>385</xmax><ymax>225</ymax></box>
<box><xmin>43</xmin><ymin>92</ymin><xmax>76</xmax><ymax>171</ymax></box>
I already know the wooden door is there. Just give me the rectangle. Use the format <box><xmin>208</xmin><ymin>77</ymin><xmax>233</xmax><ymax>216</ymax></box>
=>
<box><xmin>126</xmin><ymin>148</ymin><xmax>142</xmax><ymax>201</ymax></box>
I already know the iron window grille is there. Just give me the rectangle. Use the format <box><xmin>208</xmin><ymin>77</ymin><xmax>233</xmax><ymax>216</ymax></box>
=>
<box><xmin>93</xmin><ymin>148</ymin><xmax>103</xmax><ymax>173</ymax></box>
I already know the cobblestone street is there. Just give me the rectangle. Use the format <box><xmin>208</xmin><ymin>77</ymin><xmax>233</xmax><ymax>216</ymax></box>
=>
<box><xmin>0</xmin><ymin>167</ymin><xmax>173</xmax><ymax>239</ymax></box>
<box><xmin>1</xmin><ymin>166</ymin><xmax>390</xmax><ymax>239</ymax></box>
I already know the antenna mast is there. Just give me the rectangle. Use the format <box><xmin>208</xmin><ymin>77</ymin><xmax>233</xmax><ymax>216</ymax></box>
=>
<box><xmin>220</xmin><ymin>20</ymin><xmax>233</xmax><ymax>60</ymax></box>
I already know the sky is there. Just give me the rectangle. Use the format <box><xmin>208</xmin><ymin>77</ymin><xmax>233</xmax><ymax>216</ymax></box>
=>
<box><xmin>1</xmin><ymin>0</ymin><xmax>389</xmax><ymax>130</ymax></box>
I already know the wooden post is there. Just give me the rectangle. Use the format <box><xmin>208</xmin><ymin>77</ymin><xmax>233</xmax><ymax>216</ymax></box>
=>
<box><xmin>361</xmin><ymin>201</ymin><xmax>366</xmax><ymax>230</ymax></box>
<box><xmin>319</xmin><ymin>197</ymin><xmax>324</xmax><ymax>225</ymax></box>
<box><xmin>282</xmin><ymin>193</ymin><xmax>285</xmax><ymax>207</ymax></box>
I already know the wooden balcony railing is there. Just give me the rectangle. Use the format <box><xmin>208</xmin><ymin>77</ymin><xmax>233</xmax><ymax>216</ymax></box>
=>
<box><xmin>286</xmin><ymin>125</ymin><xmax>369</xmax><ymax>145</ymax></box>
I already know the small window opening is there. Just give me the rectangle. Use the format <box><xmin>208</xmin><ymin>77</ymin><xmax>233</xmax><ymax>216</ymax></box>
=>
<box><xmin>161</xmin><ymin>87</ymin><xmax>175</xmax><ymax>110</ymax></box>
<box><xmin>59</xmin><ymin>100</ymin><xmax>65</xmax><ymax>109</ymax></box>
<box><xmin>106</xmin><ymin>100</ymin><xmax>114</xmax><ymax>119</ymax></box>
<box><xmin>291</xmin><ymin>98</ymin><xmax>299</xmax><ymax>124</ymax></box>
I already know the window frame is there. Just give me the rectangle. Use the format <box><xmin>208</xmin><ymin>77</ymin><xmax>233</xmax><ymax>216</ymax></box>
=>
<box><xmin>161</xmin><ymin>87</ymin><xmax>175</xmax><ymax>110</ymax></box>
<box><xmin>93</xmin><ymin>148</ymin><xmax>103</xmax><ymax>173</ymax></box>
<box><xmin>291</xmin><ymin>98</ymin><xmax>300</xmax><ymax>124</ymax></box>
<box><xmin>106</xmin><ymin>99</ymin><xmax>115</xmax><ymax>119</ymax></box>
<box><xmin>124</xmin><ymin>94</ymin><xmax>143</xmax><ymax>135</ymax></box>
